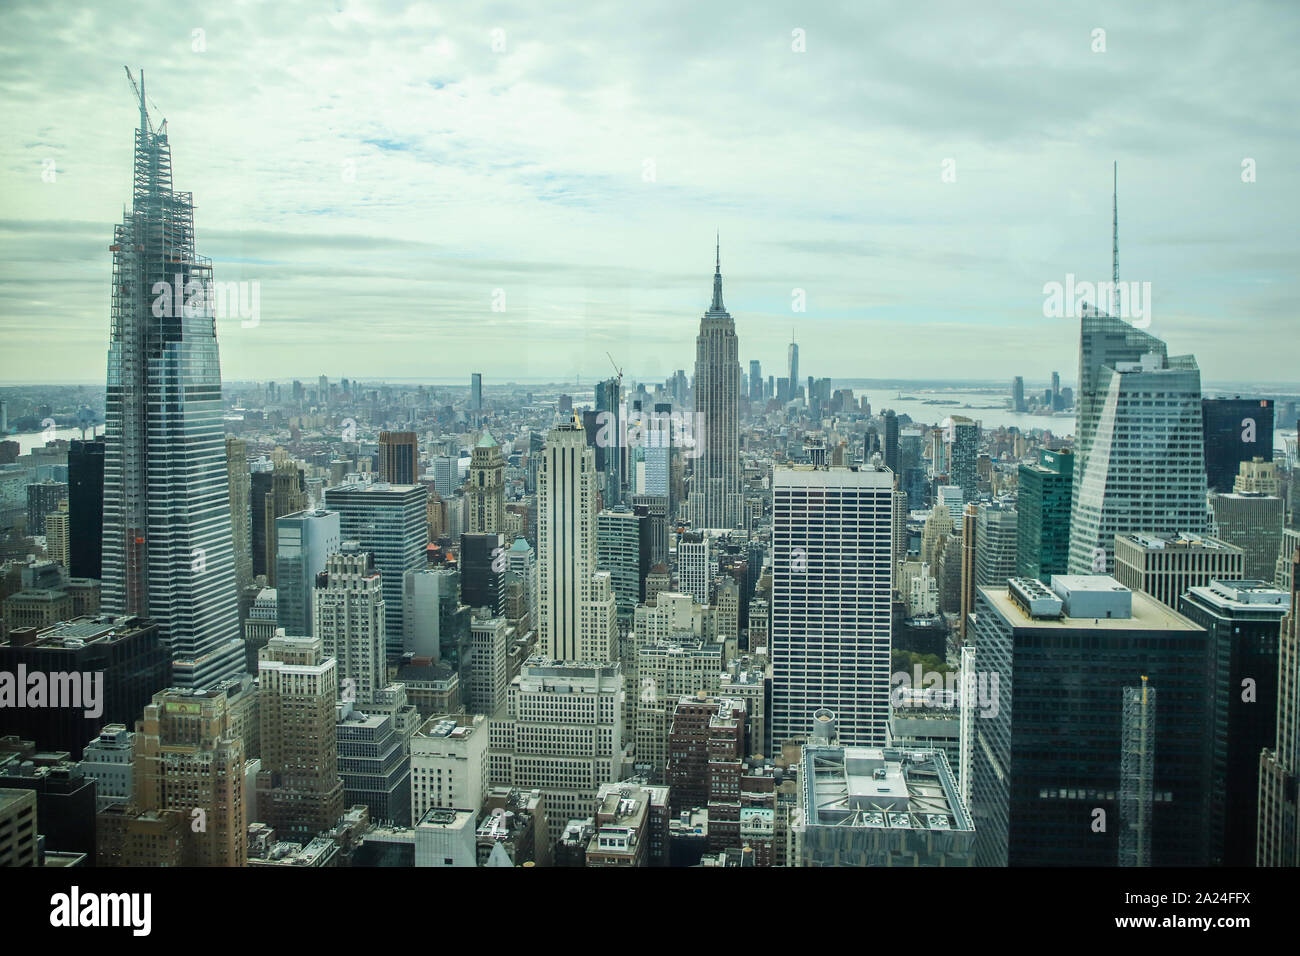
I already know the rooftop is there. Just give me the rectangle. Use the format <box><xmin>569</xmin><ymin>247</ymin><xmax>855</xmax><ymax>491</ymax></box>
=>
<box><xmin>800</xmin><ymin>746</ymin><xmax>972</xmax><ymax>833</ymax></box>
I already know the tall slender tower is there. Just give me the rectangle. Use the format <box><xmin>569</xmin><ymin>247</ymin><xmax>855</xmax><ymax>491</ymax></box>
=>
<box><xmin>102</xmin><ymin>69</ymin><xmax>243</xmax><ymax>689</ymax></box>
<box><xmin>689</xmin><ymin>238</ymin><xmax>742</xmax><ymax>529</ymax></box>
<box><xmin>537</xmin><ymin>419</ymin><xmax>618</xmax><ymax>662</ymax></box>
<box><xmin>467</xmin><ymin>429</ymin><xmax>506</xmax><ymax>533</ymax></box>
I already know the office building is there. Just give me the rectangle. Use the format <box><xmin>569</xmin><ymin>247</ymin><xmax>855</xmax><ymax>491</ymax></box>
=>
<box><xmin>243</xmin><ymin>586</ymin><xmax>278</xmax><ymax>673</ymax></box>
<box><xmin>378</xmin><ymin>431</ymin><xmax>419</xmax><ymax>485</ymax></box>
<box><xmin>467</xmin><ymin>430</ymin><xmax>506</xmax><ymax>533</ymax></box>
<box><xmin>261</xmin><ymin>460</ymin><xmax>309</xmax><ymax>585</ymax></box>
<box><xmin>411</xmin><ymin>714</ymin><xmax>489</xmax><ymax>822</ymax></box>
<box><xmin>26</xmin><ymin>480</ymin><xmax>66</xmax><ymax>537</ymax></box>
<box><xmin>1202</xmin><ymin>398</ymin><xmax>1274</xmax><ymax>493</ymax></box>
<box><xmin>415</xmin><ymin>806</ymin><xmax>477</xmax><ymax>867</ymax></box>
<box><xmin>336</xmin><ymin>701</ymin><xmax>412</xmax><ymax>826</ymax></box>
<box><xmin>689</xmin><ymin>241</ymin><xmax>743</xmax><ymax>529</ymax></box>
<box><xmin>976</xmin><ymin>502</ymin><xmax>1018</xmax><ymax>588</ymax></box>
<box><xmin>487</xmin><ymin>658</ymin><xmax>625</xmax><ymax>822</ymax></box>
<box><xmin>79</xmin><ymin>724</ymin><xmax>135</xmax><ymax>811</ymax></box>
<box><xmin>1179</xmin><ymin>580</ymin><xmax>1290</xmax><ymax>866</ymax></box>
<box><xmin>678</xmin><ymin>532</ymin><xmax>711</xmax><ymax>606</ymax></box>
<box><xmin>460</xmin><ymin>531</ymin><xmax>506</xmax><ymax>616</ymax></box>
<box><xmin>1211</xmin><ymin>491</ymin><xmax>1284</xmax><ymax>582</ymax></box>
<box><xmin>1069</xmin><ymin>350</ymin><xmax>1210</xmax><ymax>575</ymax></box>
<box><xmin>0</xmin><ymin>788</ymin><xmax>38</xmax><ymax>867</ymax></box>
<box><xmin>971</xmin><ymin>576</ymin><xmax>1210</xmax><ymax>866</ymax></box>
<box><xmin>536</xmin><ymin>420</ymin><xmax>618</xmax><ymax>662</ymax></box>
<box><xmin>313</xmin><ymin>546</ymin><xmax>386</xmax><ymax>707</ymax></box>
<box><xmin>325</xmin><ymin>480</ymin><xmax>428</xmax><ymax>657</ymax></box>
<box><xmin>771</xmin><ymin>466</ymin><xmax>894</xmax><ymax>748</ymax></box>
<box><xmin>133</xmin><ymin>687</ymin><xmax>247</xmax><ymax>866</ymax></box>
<box><xmin>1258</xmin><ymin>547</ymin><xmax>1300</xmax><ymax>866</ymax></box>
<box><xmin>749</xmin><ymin>360</ymin><xmax>762</xmax><ymax>402</ymax></box>
<box><xmin>256</xmin><ymin>635</ymin><xmax>345</xmax><ymax>841</ymax></box>
<box><xmin>0</xmin><ymin>615</ymin><xmax>170</xmax><ymax>759</ymax></box>
<box><xmin>66</xmin><ymin>437</ymin><xmax>104</xmax><ymax>580</ymax></box>
<box><xmin>1016</xmin><ymin>448</ymin><xmax>1074</xmax><ymax>583</ymax></box>
<box><xmin>274</xmin><ymin>509</ymin><xmax>340</xmax><ymax>638</ymax></box>
<box><xmin>635</xmin><ymin>640</ymin><xmax>725</xmax><ymax>781</ymax></box>
<box><xmin>597</xmin><ymin>507</ymin><xmax>650</xmax><ymax>619</ymax></box>
<box><xmin>795</xmin><ymin>735</ymin><xmax>973</xmax><ymax>866</ymax></box>
<box><xmin>468</xmin><ymin>613</ymin><xmax>510</xmax><ymax>716</ymax></box>
<box><xmin>225</xmin><ymin>437</ymin><xmax>253</xmax><ymax>593</ymax></box>
<box><xmin>1113</xmin><ymin>531</ymin><xmax>1245</xmax><ymax>610</ymax></box>
<box><xmin>44</xmin><ymin>501</ymin><xmax>70</xmax><ymax>568</ymax></box>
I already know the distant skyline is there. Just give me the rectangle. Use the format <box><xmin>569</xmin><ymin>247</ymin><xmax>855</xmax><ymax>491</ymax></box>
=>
<box><xmin>2</xmin><ymin>1</ymin><xmax>1297</xmax><ymax>384</ymax></box>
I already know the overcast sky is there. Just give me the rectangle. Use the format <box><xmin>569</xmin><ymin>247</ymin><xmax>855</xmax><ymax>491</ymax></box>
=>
<box><xmin>1</xmin><ymin>0</ymin><xmax>1296</xmax><ymax>387</ymax></box>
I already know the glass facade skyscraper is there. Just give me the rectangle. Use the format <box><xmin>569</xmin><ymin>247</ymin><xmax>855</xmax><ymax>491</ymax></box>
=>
<box><xmin>101</xmin><ymin>75</ymin><xmax>244</xmax><ymax>688</ymax></box>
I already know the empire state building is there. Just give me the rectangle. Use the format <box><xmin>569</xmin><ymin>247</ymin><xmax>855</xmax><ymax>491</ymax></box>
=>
<box><xmin>689</xmin><ymin>239</ymin><xmax>742</xmax><ymax>529</ymax></box>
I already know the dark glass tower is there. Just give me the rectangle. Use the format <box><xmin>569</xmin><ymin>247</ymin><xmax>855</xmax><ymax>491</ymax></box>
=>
<box><xmin>67</xmin><ymin>437</ymin><xmax>105</xmax><ymax>579</ymax></box>
<box><xmin>1202</xmin><ymin>398</ymin><xmax>1275</xmax><ymax>493</ymax></box>
<box><xmin>1016</xmin><ymin>448</ymin><xmax>1074</xmax><ymax>583</ymax></box>
<box><xmin>101</xmin><ymin>71</ymin><xmax>243</xmax><ymax>688</ymax></box>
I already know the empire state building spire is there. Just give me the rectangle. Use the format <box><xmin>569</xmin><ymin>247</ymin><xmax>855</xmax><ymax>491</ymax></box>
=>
<box><xmin>711</xmin><ymin>232</ymin><xmax>725</xmax><ymax>312</ymax></box>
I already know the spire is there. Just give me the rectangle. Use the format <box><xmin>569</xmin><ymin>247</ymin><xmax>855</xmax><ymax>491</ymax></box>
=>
<box><xmin>711</xmin><ymin>233</ymin><xmax>725</xmax><ymax>312</ymax></box>
<box><xmin>1112</xmin><ymin>161</ymin><xmax>1119</xmax><ymax>317</ymax></box>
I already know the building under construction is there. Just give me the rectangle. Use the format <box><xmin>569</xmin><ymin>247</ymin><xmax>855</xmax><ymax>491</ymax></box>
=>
<box><xmin>101</xmin><ymin>68</ymin><xmax>243</xmax><ymax>688</ymax></box>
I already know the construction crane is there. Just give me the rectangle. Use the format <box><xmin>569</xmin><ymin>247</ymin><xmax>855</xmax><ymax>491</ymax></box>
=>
<box><xmin>605</xmin><ymin>351</ymin><xmax>623</xmax><ymax>392</ymax></box>
<box><xmin>123</xmin><ymin>66</ymin><xmax>166</xmax><ymax>135</ymax></box>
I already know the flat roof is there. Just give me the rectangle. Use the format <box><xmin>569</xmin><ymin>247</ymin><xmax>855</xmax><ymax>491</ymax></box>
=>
<box><xmin>773</xmin><ymin>466</ymin><xmax>893</xmax><ymax>489</ymax></box>
<box><xmin>980</xmin><ymin>583</ymin><xmax>1200</xmax><ymax>632</ymax></box>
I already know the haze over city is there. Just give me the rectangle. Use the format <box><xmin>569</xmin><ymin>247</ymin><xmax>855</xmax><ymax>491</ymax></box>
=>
<box><xmin>2</xmin><ymin>0</ymin><xmax>1298</xmax><ymax>385</ymax></box>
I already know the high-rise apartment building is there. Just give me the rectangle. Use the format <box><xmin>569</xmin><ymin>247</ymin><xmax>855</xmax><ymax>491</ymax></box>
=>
<box><xmin>948</xmin><ymin>416</ymin><xmax>979</xmax><ymax>502</ymax></box>
<box><xmin>324</xmin><ymin>480</ymin><xmax>428</xmax><ymax>657</ymax></box>
<box><xmin>44</xmin><ymin>501</ymin><xmax>70</xmax><ymax>568</ymax></box>
<box><xmin>378</xmin><ymin>431</ymin><xmax>419</xmax><ymax>485</ymax></box>
<box><xmin>274</xmin><ymin>509</ymin><xmax>340</xmax><ymax>638</ymax></box>
<box><xmin>1113</xmin><ymin>531</ymin><xmax>1245</xmax><ymax>610</ymax></box>
<box><xmin>1015</xmin><ymin>448</ymin><xmax>1073</xmax><ymax>583</ymax></box>
<box><xmin>536</xmin><ymin>420</ymin><xmax>618</xmax><ymax>663</ymax></box>
<box><xmin>256</xmin><ymin>634</ymin><xmax>345</xmax><ymax>841</ymax></box>
<box><xmin>771</xmin><ymin>466</ymin><xmax>894</xmax><ymax>748</ymax></box>
<box><xmin>689</xmin><ymin>242</ymin><xmax>742</xmax><ymax>529</ymax></box>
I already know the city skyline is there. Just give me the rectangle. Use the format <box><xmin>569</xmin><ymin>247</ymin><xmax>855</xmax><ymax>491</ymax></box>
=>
<box><xmin>2</xmin><ymin>2</ymin><xmax>1298</xmax><ymax>386</ymax></box>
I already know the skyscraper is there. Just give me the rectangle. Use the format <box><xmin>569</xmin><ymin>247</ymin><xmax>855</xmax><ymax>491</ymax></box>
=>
<box><xmin>1258</xmin><ymin>546</ymin><xmax>1300</xmax><ymax>867</ymax></box>
<box><xmin>467</xmin><ymin>429</ymin><xmax>506</xmax><ymax>534</ymax></box>
<box><xmin>1202</xmin><ymin>398</ymin><xmax>1274</xmax><ymax>493</ymax></box>
<box><xmin>274</xmin><ymin>509</ymin><xmax>341</xmax><ymax>637</ymax></box>
<box><xmin>324</xmin><ymin>480</ymin><xmax>428</xmax><ymax>657</ymax></box>
<box><xmin>1069</xmin><ymin>349</ymin><xmax>1209</xmax><ymax>575</ymax></box>
<box><xmin>1015</xmin><ymin>448</ymin><xmax>1073</xmax><ymax>583</ymax></box>
<box><xmin>971</xmin><ymin>576</ymin><xmax>1210</xmax><ymax>866</ymax></box>
<box><xmin>471</xmin><ymin>372</ymin><xmax>483</xmax><ymax>420</ymax></box>
<box><xmin>101</xmin><ymin>74</ymin><xmax>243</xmax><ymax>689</ymax></box>
<box><xmin>1012</xmin><ymin>377</ymin><xmax>1026</xmax><ymax>413</ymax></box>
<box><xmin>748</xmin><ymin>360</ymin><xmax>762</xmax><ymax>402</ymax></box>
<box><xmin>787</xmin><ymin>339</ymin><xmax>799</xmax><ymax>400</ymax></box>
<box><xmin>313</xmin><ymin>545</ymin><xmax>386</xmax><ymax>706</ymax></box>
<box><xmin>256</xmin><ymin>634</ymin><xmax>345</xmax><ymax>841</ymax></box>
<box><xmin>948</xmin><ymin>416</ymin><xmax>978</xmax><ymax>502</ymax></box>
<box><xmin>67</xmin><ymin>437</ymin><xmax>104</xmax><ymax>580</ymax></box>
<box><xmin>225</xmin><ymin>437</ymin><xmax>253</xmax><ymax>593</ymax></box>
<box><xmin>378</xmin><ymin>431</ymin><xmax>419</xmax><ymax>485</ymax></box>
<box><xmin>770</xmin><ymin>466</ymin><xmax>894</xmax><ymax>748</ymax></box>
<box><xmin>689</xmin><ymin>240</ymin><xmax>742</xmax><ymax>529</ymax></box>
<box><xmin>882</xmin><ymin>410</ymin><xmax>899</xmax><ymax>476</ymax></box>
<box><xmin>536</xmin><ymin>420</ymin><xmax>618</xmax><ymax>662</ymax></box>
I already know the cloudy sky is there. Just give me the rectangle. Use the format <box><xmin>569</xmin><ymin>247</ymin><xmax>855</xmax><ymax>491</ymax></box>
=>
<box><xmin>1</xmin><ymin>0</ymin><xmax>1296</xmax><ymax>387</ymax></box>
